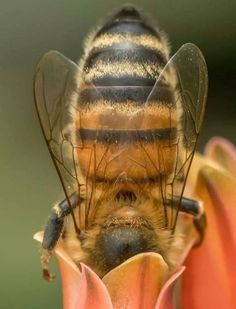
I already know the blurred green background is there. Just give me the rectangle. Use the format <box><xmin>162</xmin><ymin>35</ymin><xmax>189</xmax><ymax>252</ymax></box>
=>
<box><xmin>0</xmin><ymin>0</ymin><xmax>235</xmax><ymax>308</ymax></box>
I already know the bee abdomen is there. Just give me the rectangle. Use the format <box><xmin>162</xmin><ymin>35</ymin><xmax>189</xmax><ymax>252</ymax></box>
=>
<box><xmin>74</xmin><ymin>6</ymin><xmax>178</xmax><ymax>183</ymax></box>
<box><xmin>79</xmin><ymin>5</ymin><xmax>171</xmax><ymax>104</ymax></box>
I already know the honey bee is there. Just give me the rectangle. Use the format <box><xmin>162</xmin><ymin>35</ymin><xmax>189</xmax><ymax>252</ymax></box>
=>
<box><xmin>34</xmin><ymin>5</ymin><xmax>208</xmax><ymax>280</ymax></box>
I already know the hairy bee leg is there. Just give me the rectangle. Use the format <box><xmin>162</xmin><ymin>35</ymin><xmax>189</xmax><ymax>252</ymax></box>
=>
<box><xmin>41</xmin><ymin>192</ymin><xmax>81</xmax><ymax>280</ymax></box>
<box><xmin>41</xmin><ymin>249</ymin><xmax>55</xmax><ymax>281</ymax></box>
<box><xmin>41</xmin><ymin>209</ymin><xmax>64</xmax><ymax>281</ymax></box>
<box><xmin>42</xmin><ymin>211</ymin><xmax>64</xmax><ymax>250</ymax></box>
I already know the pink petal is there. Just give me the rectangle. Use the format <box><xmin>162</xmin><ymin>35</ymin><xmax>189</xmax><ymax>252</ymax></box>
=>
<box><xmin>55</xmin><ymin>245</ymin><xmax>113</xmax><ymax>309</ymax></box>
<box><xmin>55</xmin><ymin>244</ymin><xmax>82</xmax><ymax>309</ymax></box>
<box><xmin>181</xmin><ymin>165</ymin><xmax>236</xmax><ymax>309</ymax></box>
<box><xmin>34</xmin><ymin>233</ymin><xmax>113</xmax><ymax>309</ymax></box>
<box><xmin>74</xmin><ymin>264</ymin><xmax>113</xmax><ymax>309</ymax></box>
<box><xmin>155</xmin><ymin>267</ymin><xmax>185</xmax><ymax>309</ymax></box>
<box><xmin>103</xmin><ymin>253</ymin><xmax>169</xmax><ymax>309</ymax></box>
<box><xmin>205</xmin><ymin>137</ymin><xmax>236</xmax><ymax>176</ymax></box>
<box><xmin>34</xmin><ymin>232</ymin><xmax>84</xmax><ymax>309</ymax></box>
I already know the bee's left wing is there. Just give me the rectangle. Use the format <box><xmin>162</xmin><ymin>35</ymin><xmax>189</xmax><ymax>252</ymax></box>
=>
<box><xmin>34</xmin><ymin>51</ymin><xmax>84</xmax><ymax>232</ymax></box>
<box><xmin>146</xmin><ymin>43</ymin><xmax>208</xmax><ymax>229</ymax></box>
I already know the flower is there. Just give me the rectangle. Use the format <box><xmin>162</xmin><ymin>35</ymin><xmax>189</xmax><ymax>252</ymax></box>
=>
<box><xmin>35</xmin><ymin>230</ymin><xmax>187</xmax><ymax>309</ymax></box>
<box><xmin>34</xmin><ymin>137</ymin><xmax>236</xmax><ymax>308</ymax></box>
<box><xmin>181</xmin><ymin>137</ymin><xmax>236</xmax><ymax>309</ymax></box>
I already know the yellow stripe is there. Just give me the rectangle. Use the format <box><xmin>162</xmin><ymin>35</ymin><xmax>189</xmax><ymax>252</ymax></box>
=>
<box><xmin>76</xmin><ymin>101</ymin><xmax>179</xmax><ymax>130</ymax></box>
<box><xmin>92</xmin><ymin>34</ymin><xmax>167</xmax><ymax>55</ymax></box>
<box><xmin>78</xmin><ymin>100</ymin><xmax>176</xmax><ymax>112</ymax></box>
<box><xmin>84</xmin><ymin>60</ymin><xmax>171</xmax><ymax>82</ymax></box>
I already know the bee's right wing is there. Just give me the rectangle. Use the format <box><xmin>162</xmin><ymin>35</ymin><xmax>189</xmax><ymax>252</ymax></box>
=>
<box><xmin>145</xmin><ymin>43</ymin><xmax>208</xmax><ymax>229</ymax></box>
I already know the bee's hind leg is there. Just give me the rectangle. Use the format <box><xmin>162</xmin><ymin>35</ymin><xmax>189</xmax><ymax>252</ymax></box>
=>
<box><xmin>41</xmin><ymin>249</ymin><xmax>56</xmax><ymax>281</ymax></box>
<box><xmin>41</xmin><ymin>192</ymin><xmax>81</xmax><ymax>280</ymax></box>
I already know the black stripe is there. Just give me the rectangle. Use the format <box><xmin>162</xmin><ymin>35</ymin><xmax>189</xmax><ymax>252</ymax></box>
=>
<box><xmin>79</xmin><ymin>86</ymin><xmax>151</xmax><ymax>104</ymax></box>
<box><xmin>77</xmin><ymin>128</ymin><xmax>177</xmax><ymax>143</ymax></box>
<box><xmin>96</xmin><ymin>21</ymin><xmax>160</xmax><ymax>39</ymax></box>
<box><xmin>78</xmin><ymin>85</ymin><xmax>174</xmax><ymax>106</ymax></box>
<box><xmin>85</xmin><ymin>47</ymin><xmax>167</xmax><ymax>70</ymax></box>
<box><xmin>91</xmin><ymin>75</ymin><xmax>157</xmax><ymax>87</ymax></box>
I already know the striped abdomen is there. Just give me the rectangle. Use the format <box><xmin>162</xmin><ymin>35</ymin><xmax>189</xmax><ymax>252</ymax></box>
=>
<box><xmin>74</xmin><ymin>6</ymin><xmax>179</xmax><ymax>183</ymax></box>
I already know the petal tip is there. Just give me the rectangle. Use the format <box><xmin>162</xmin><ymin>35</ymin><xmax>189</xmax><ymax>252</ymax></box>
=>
<box><xmin>33</xmin><ymin>231</ymin><xmax>43</xmax><ymax>243</ymax></box>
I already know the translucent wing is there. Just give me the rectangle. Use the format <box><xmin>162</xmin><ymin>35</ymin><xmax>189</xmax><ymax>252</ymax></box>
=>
<box><xmin>34</xmin><ymin>51</ymin><xmax>83</xmax><ymax>232</ymax></box>
<box><xmin>34</xmin><ymin>44</ymin><xmax>207</xmax><ymax>234</ymax></box>
<box><xmin>145</xmin><ymin>43</ymin><xmax>208</xmax><ymax>229</ymax></box>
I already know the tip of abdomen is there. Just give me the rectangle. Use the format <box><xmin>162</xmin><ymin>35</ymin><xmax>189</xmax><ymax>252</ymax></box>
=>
<box><xmin>113</xmin><ymin>4</ymin><xmax>142</xmax><ymax>21</ymax></box>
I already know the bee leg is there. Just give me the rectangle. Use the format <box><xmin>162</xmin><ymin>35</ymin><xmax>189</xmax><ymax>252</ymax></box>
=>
<box><xmin>179</xmin><ymin>197</ymin><xmax>206</xmax><ymax>244</ymax></box>
<box><xmin>179</xmin><ymin>197</ymin><xmax>203</xmax><ymax>217</ymax></box>
<box><xmin>41</xmin><ymin>249</ymin><xmax>55</xmax><ymax>281</ymax></box>
<box><xmin>41</xmin><ymin>192</ymin><xmax>81</xmax><ymax>280</ymax></box>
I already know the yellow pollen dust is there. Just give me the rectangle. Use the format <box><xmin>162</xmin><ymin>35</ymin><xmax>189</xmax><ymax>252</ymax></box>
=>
<box><xmin>85</xmin><ymin>61</ymin><xmax>162</xmax><ymax>82</ymax></box>
<box><xmin>92</xmin><ymin>34</ymin><xmax>167</xmax><ymax>54</ymax></box>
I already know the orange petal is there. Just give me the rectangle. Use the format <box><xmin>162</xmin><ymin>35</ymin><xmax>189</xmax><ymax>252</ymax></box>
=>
<box><xmin>103</xmin><ymin>253</ymin><xmax>169</xmax><ymax>309</ymax></box>
<box><xmin>55</xmin><ymin>245</ymin><xmax>113</xmax><ymax>309</ymax></box>
<box><xmin>54</xmin><ymin>243</ymin><xmax>82</xmax><ymax>309</ymax></box>
<box><xmin>74</xmin><ymin>264</ymin><xmax>113</xmax><ymax>309</ymax></box>
<box><xmin>181</xmin><ymin>165</ymin><xmax>236</xmax><ymax>308</ymax></box>
<box><xmin>155</xmin><ymin>267</ymin><xmax>185</xmax><ymax>309</ymax></box>
<box><xmin>34</xmin><ymin>232</ymin><xmax>113</xmax><ymax>309</ymax></box>
<box><xmin>205</xmin><ymin>137</ymin><xmax>236</xmax><ymax>176</ymax></box>
<box><xmin>34</xmin><ymin>232</ymin><xmax>83</xmax><ymax>309</ymax></box>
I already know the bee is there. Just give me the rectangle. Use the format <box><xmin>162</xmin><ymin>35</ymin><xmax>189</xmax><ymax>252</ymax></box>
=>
<box><xmin>34</xmin><ymin>5</ymin><xmax>208</xmax><ymax>280</ymax></box>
